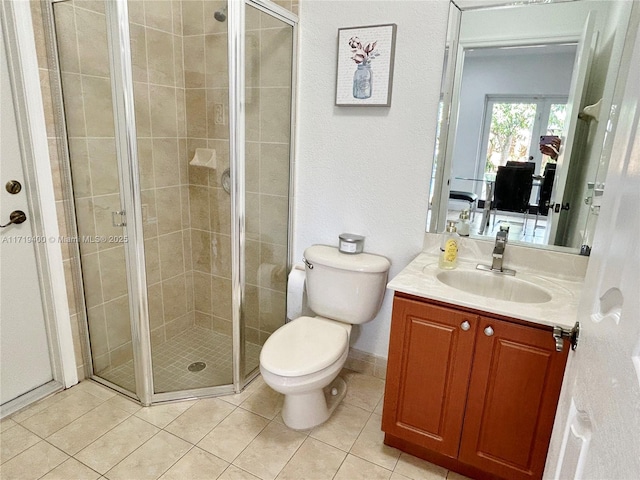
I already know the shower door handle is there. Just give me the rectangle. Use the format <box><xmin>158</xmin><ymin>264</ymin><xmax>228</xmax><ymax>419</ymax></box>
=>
<box><xmin>0</xmin><ymin>210</ymin><xmax>27</xmax><ymax>227</ymax></box>
<box><xmin>112</xmin><ymin>211</ymin><xmax>126</xmax><ymax>227</ymax></box>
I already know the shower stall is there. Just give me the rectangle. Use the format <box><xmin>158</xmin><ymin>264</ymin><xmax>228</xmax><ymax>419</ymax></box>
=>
<box><xmin>42</xmin><ymin>0</ymin><xmax>297</xmax><ymax>404</ymax></box>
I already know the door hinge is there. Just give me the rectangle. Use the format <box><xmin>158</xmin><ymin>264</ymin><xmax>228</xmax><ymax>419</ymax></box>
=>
<box><xmin>552</xmin><ymin>322</ymin><xmax>580</xmax><ymax>352</ymax></box>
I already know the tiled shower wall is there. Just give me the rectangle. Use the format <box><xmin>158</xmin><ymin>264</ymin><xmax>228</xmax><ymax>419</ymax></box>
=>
<box><xmin>28</xmin><ymin>0</ymin><xmax>298</xmax><ymax>381</ymax></box>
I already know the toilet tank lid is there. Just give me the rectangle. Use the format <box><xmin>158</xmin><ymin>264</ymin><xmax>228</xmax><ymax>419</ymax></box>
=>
<box><xmin>304</xmin><ymin>245</ymin><xmax>390</xmax><ymax>273</ymax></box>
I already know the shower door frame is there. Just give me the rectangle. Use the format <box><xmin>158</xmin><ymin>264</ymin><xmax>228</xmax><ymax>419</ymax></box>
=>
<box><xmin>43</xmin><ymin>0</ymin><xmax>298</xmax><ymax>405</ymax></box>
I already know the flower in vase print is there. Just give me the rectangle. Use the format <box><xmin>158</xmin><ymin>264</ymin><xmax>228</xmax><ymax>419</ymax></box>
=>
<box><xmin>349</xmin><ymin>36</ymin><xmax>379</xmax><ymax>99</ymax></box>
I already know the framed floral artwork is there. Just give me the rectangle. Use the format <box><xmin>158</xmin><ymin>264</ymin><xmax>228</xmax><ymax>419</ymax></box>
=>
<box><xmin>335</xmin><ymin>24</ymin><xmax>397</xmax><ymax>107</ymax></box>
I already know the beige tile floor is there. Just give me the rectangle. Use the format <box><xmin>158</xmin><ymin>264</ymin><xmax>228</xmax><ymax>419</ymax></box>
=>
<box><xmin>1</xmin><ymin>370</ymin><xmax>472</xmax><ymax>480</ymax></box>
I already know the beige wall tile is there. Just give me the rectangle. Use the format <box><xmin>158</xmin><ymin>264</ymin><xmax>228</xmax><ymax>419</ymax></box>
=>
<box><xmin>210</xmin><ymin>232</ymin><xmax>231</xmax><ymax>278</ymax></box>
<box><xmin>149</xmin><ymin>85</ymin><xmax>178</xmax><ymax>136</ymax></box>
<box><xmin>81</xmin><ymin>253</ymin><xmax>103</xmax><ymax>308</ymax></box>
<box><xmin>147</xmin><ymin>282</ymin><xmax>164</xmax><ymax>330</ymax></box>
<box><xmin>245</xmin><ymin>192</ymin><xmax>260</xmax><ymax>241</ymax></box>
<box><xmin>68</xmin><ymin>138</ymin><xmax>92</xmax><ymax>198</ymax></box>
<box><xmin>165</xmin><ymin>313</ymin><xmax>192</xmax><ymax>340</ymax></box>
<box><xmin>74</xmin><ymin>197</ymin><xmax>97</xmax><ymax>255</ymax></box>
<box><xmin>110</xmin><ymin>341</ymin><xmax>134</xmax><ymax>368</ymax></box>
<box><xmin>259</xmin><ymin>288</ymin><xmax>285</xmax><ymax>334</ymax></box>
<box><xmin>182</xmin><ymin>0</ymin><xmax>204</xmax><ymax>36</ymax></box>
<box><xmin>29</xmin><ymin>1</ymin><xmax>48</xmax><ymax>68</ymax></box>
<box><xmin>82</xmin><ymin>75</ymin><xmax>115</xmax><ymax>137</ymax></box>
<box><xmin>244</xmin><ymin>284</ymin><xmax>259</xmax><ymax>329</ymax></box>
<box><xmin>183</xmin><ymin>35</ymin><xmax>205</xmax><ymax>88</ymax></box>
<box><xmin>245</xmin><ymin>88</ymin><xmax>260</xmax><ymax>141</ymax></box>
<box><xmin>191</xmin><ymin>228</ymin><xmax>212</xmax><ymax>273</ymax></box>
<box><xmin>194</xmin><ymin>311</ymin><xmax>213</xmax><ymax>329</ymax></box>
<box><xmin>259</xmin><ymin>243</ymin><xmax>287</xmax><ymax>292</ymax></box>
<box><xmin>259</xmin><ymin>88</ymin><xmax>291</xmax><ymax>143</ymax></box>
<box><xmin>144</xmin><ymin>0</ymin><xmax>174</xmax><ymax>33</ymax></box>
<box><xmin>60</xmin><ymin>74</ymin><xmax>86</xmax><ymax>137</ymax></box>
<box><xmin>75</xmin><ymin>8</ymin><xmax>109</xmax><ymax>78</ymax></box>
<box><xmin>211</xmin><ymin>275</ymin><xmax>231</xmax><ymax>320</ymax></box>
<box><xmin>146</xmin><ymin>28</ymin><xmax>175</xmax><ymax>86</ymax></box>
<box><xmin>260</xmin><ymin>28</ymin><xmax>293</xmax><ymax>88</ymax></box>
<box><xmin>193</xmin><ymin>271</ymin><xmax>212</xmax><ymax>314</ymax></box>
<box><xmin>153</xmin><ymin>138</ymin><xmax>181</xmax><ymax>187</ymax></box>
<box><xmin>212</xmin><ymin>316</ymin><xmax>232</xmax><ymax>336</ymax></box>
<box><xmin>259</xmin><ymin>143</ymin><xmax>290</xmax><ymax>196</ymax></box>
<box><xmin>155</xmin><ymin>186</ymin><xmax>182</xmax><ymax>235</ymax></box>
<box><xmin>127</xmin><ymin>0</ymin><xmax>146</xmax><ymax>25</ymax></box>
<box><xmin>104</xmin><ymin>295</ymin><xmax>132</xmax><ymax>349</ymax></box>
<box><xmin>142</xmin><ymin>188</ymin><xmax>159</xmax><ymax>238</ymax></box>
<box><xmin>87</xmin><ymin>138</ymin><xmax>119</xmax><ymax>196</ymax></box>
<box><xmin>205</xmin><ymin>33</ymin><xmax>228</xmax><ymax>88</ymax></box>
<box><xmin>129</xmin><ymin>24</ymin><xmax>148</xmax><ymax>83</ymax></box>
<box><xmin>245</xmin><ymin>142</ymin><xmax>260</xmax><ymax>193</ymax></box>
<box><xmin>53</xmin><ymin>3</ymin><xmax>80</xmax><ymax>74</ymax></box>
<box><xmin>133</xmin><ymin>81</ymin><xmax>152</xmax><ymax>137</ymax></box>
<box><xmin>137</xmin><ymin>138</ymin><xmax>155</xmax><ymax>189</ymax></box>
<box><xmin>159</xmin><ymin>231</ymin><xmax>186</xmax><ymax>279</ymax></box>
<box><xmin>189</xmin><ymin>185</ymin><xmax>210</xmax><ymax>230</ymax></box>
<box><xmin>259</xmin><ymin>194</ymin><xmax>288</xmax><ymax>245</ymax></box>
<box><xmin>186</xmin><ymin>88</ymin><xmax>207</xmax><ymax>138</ymax></box>
<box><xmin>162</xmin><ymin>273</ymin><xmax>187</xmax><ymax>321</ymax></box>
<box><xmin>245</xmin><ymin>31</ymin><xmax>260</xmax><ymax>89</ymax></box>
<box><xmin>171</xmin><ymin>0</ymin><xmax>183</xmax><ymax>36</ymax></box>
<box><xmin>86</xmin><ymin>306</ymin><xmax>108</xmax><ymax>356</ymax></box>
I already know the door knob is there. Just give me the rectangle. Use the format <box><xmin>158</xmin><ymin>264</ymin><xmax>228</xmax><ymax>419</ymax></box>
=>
<box><xmin>5</xmin><ymin>180</ymin><xmax>22</xmax><ymax>194</ymax></box>
<box><xmin>0</xmin><ymin>210</ymin><xmax>27</xmax><ymax>227</ymax></box>
<box><xmin>484</xmin><ymin>326</ymin><xmax>494</xmax><ymax>337</ymax></box>
<box><xmin>460</xmin><ymin>321</ymin><xmax>471</xmax><ymax>331</ymax></box>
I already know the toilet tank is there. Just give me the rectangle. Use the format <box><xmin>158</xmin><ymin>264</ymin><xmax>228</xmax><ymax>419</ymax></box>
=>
<box><xmin>303</xmin><ymin>245</ymin><xmax>391</xmax><ymax>325</ymax></box>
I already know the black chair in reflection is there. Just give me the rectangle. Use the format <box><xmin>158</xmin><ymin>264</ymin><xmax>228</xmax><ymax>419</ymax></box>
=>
<box><xmin>506</xmin><ymin>160</ymin><xmax>536</xmax><ymax>173</ymax></box>
<box><xmin>492</xmin><ymin>165</ymin><xmax>534</xmax><ymax>232</ymax></box>
<box><xmin>534</xmin><ymin>163</ymin><xmax>557</xmax><ymax>229</ymax></box>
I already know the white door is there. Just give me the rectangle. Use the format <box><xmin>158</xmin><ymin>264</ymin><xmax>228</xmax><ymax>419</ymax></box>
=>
<box><xmin>546</xmin><ymin>13</ymin><xmax>596</xmax><ymax>245</ymax></box>
<box><xmin>544</xmin><ymin>25</ymin><xmax>640</xmax><ymax>479</ymax></box>
<box><xmin>0</xmin><ymin>21</ymin><xmax>53</xmax><ymax>405</ymax></box>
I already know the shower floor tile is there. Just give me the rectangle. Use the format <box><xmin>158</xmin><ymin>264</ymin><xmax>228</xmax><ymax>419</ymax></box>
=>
<box><xmin>99</xmin><ymin>327</ymin><xmax>261</xmax><ymax>394</ymax></box>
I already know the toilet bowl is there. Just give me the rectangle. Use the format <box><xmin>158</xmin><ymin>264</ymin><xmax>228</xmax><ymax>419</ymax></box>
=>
<box><xmin>259</xmin><ymin>245</ymin><xmax>390</xmax><ymax>430</ymax></box>
<box><xmin>260</xmin><ymin>316</ymin><xmax>351</xmax><ymax>430</ymax></box>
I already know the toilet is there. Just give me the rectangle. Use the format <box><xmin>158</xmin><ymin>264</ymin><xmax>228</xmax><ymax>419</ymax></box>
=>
<box><xmin>259</xmin><ymin>244</ymin><xmax>390</xmax><ymax>430</ymax></box>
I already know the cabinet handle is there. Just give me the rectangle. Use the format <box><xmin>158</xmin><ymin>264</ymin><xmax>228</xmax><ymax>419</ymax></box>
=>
<box><xmin>460</xmin><ymin>321</ymin><xmax>471</xmax><ymax>331</ymax></box>
<box><xmin>484</xmin><ymin>326</ymin><xmax>494</xmax><ymax>337</ymax></box>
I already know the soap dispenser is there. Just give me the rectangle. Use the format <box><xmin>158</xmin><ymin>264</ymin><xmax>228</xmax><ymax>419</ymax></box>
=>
<box><xmin>457</xmin><ymin>209</ymin><xmax>470</xmax><ymax>237</ymax></box>
<box><xmin>439</xmin><ymin>220</ymin><xmax>459</xmax><ymax>270</ymax></box>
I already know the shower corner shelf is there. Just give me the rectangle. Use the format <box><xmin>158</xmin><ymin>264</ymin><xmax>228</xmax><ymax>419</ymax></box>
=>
<box><xmin>189</xmin><ymin>148</ymin><xmax>217</xmax><ymax>169</ymax></box>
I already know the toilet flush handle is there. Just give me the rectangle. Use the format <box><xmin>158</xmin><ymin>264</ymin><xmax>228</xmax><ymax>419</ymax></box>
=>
<box><xmin>303</xmin><ymin>257</ymin><xmax>314</xmax><ymax>270</ymax></box>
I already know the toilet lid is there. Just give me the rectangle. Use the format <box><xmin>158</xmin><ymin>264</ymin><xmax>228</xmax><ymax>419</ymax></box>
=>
<box><xmin>260</xmin><ymin>317</ymin><xmax>349</xmax><ymax>377</ymax></box>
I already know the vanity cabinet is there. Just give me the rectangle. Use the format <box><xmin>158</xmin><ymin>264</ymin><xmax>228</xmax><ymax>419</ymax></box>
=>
<box><xmin>382</xmin><ymin>293</ymin><xmax>569</xmax><ymax>480</ymax></box>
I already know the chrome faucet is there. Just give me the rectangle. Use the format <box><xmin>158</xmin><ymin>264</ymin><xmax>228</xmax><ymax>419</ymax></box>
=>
<box><xmin>492</xmin><ymin>228</ymin><xmax>508</xmax><ymax>271</ymax></box>
<box><xmin>477</xmin><ymin>226</ymin><xmax>516</xmax><ymax>275</ymax></box>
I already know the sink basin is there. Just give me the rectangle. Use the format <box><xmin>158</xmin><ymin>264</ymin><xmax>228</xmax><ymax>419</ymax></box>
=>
<box><xmin>436</xmin><ymin>270</ymin><xmax>552</xmax><ymax>304</ymax></box>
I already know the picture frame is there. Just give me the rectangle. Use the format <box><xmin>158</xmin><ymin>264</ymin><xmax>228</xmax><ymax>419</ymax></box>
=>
<box><xmin>335</xmin><ymin>24</ymin><xmax>397</xmax><ymax>107</ymax></box>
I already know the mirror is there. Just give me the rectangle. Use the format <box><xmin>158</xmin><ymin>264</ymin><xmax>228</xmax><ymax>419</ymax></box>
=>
<box><xmin>427</xmin><ymin>0</ymin><xmax>637</xmax><ymax>254</ymax></box>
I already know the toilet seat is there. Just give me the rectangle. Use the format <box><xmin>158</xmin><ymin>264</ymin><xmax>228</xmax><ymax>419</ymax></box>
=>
<box><xmin>260</xmin><ymin>316</ymin><xmax>349</xmax><ymax>377</ymax></box>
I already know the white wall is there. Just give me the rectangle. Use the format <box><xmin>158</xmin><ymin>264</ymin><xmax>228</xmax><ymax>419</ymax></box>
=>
<box><xmin>295</xmin><ymin>0</ymin><xmax>449</xmax><ymax>357</ymax></box>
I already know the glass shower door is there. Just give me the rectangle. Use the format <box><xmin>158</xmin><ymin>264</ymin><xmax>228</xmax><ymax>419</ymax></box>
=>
<box><xmin>51</xmin><ymin>0</ymin><xmax>136</xmax><ymax>394</ymax></box>
<box><xmin>243</xmin><ymin>4</ymin><xmax>294</xmax><ymax>379</ymax></box>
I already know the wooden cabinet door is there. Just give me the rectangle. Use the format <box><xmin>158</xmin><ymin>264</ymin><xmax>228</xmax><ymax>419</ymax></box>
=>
<box><xmin>459</xmin><ymin>317</ymin><xmax>569</xmax><ymax>480</ymax></box>
<box><xmin>382</xmin><ymin>295</ymin><xmax>478</xmax><ymax>458</ymax></box>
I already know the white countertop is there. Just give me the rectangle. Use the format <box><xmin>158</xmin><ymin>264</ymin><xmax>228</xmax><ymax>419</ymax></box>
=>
<box><xmin>387</xmin><ymin>251</ymin><xmax>584</xmax><ymax>330</ymax></box>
